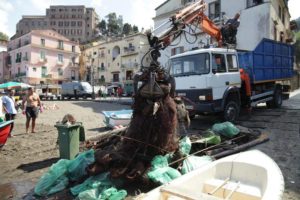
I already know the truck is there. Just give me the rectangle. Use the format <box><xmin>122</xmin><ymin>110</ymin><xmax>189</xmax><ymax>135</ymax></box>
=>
<box><xmin>170</xmin><ymin>38</ymin><xmax>293</xmax><ymax>121</ymax></box>
<box><xmin>35</xmin><ymin>84</ymin><xmax>62</xmax><ymax>100</ymax></box>
<box><xmin>61</xmin><ymin>81</ymin><xmax>93</xmax><ymax>100</ymax></box>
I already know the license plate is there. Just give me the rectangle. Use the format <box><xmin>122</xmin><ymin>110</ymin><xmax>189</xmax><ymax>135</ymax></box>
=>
<box><xmin>185</xmin><ymin>105</ymin><xmax>194</xmax><ymax>110</ymax></box>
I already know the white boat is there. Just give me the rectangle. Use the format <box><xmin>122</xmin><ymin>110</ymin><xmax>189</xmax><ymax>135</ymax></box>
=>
<box><xmin>102</xmin><ymin>109</ymin><xmax>132</xmax><ymax>128</ymax></box>
<box><xmin>136</xmin><ymin>150</ymin><xmax>284</xmax><ymax>200</ymax></box>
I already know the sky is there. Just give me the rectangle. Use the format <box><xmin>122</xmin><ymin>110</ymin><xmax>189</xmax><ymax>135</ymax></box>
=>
<box><xmin>0</xmin><ymin>0</ymin><xmax>299</xmax><ymax>37</ymax></box>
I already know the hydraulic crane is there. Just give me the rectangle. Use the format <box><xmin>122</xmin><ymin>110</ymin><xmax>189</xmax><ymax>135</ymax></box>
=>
<box><xmin>134</xmin><ymin>0</ymin><xmax>238</xmax><ymax>99</ymax></box>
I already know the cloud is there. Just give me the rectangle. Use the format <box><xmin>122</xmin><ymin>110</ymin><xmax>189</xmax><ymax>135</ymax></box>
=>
<box><xmin>91</xmin><ymin>0</ymin><xmax>103</xmax><ymax>8</ymax></box>
<box><xmin>0</xmin><ymin>0</ymin><xmax>14</xmax><ymax>36</ymax></box>
<box><xmin>288</xmin><ymin>0</ymin><xmax>300</xmax><ymax>20</ymax></box>
<box><xmin>130</xmin><ymin>0</ymin><xmax>165</xmax><ymax>30</ymax></box>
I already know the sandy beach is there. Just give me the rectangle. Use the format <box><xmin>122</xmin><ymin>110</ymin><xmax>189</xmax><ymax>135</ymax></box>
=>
<box><xmin>0</xmin><ymin>99</ymin><xmax>299</xmax><ymax>200</ymax></box>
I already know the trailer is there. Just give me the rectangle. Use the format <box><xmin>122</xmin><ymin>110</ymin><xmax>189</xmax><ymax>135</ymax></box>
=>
<box><xmin>170</xmin><ymin>39</ymin><xmax>294</xmax><ymax>121</ymax></box>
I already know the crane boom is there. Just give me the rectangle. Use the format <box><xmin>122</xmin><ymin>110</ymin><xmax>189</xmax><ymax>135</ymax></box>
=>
<box><xmin>148</xmin><ymin>0</ymin><xmax>222</xmax><ymax>53</ymax></box>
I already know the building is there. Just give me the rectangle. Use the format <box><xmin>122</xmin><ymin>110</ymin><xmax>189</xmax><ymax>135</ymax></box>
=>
<box><xmin>6</xmin><ymin>30</ymin><xmax>80</xmax><ymax>85</ymax></box>
<box><xmin>0</xmin><ymin>40</ymin><xmax>8</xmax><ymax>82</ymax></box>
<box><xmin>83</xmin><ymin>33</ymin><xmax>150</xmax><ymax>95</ymax></box>
<box><xmin>14</xmin><ymin>5</ymin><xmax>99</xmax><ymax>43</ymax></box>
<box><xmin>153</xmin><ymin>0</ymin><xmax>292</xmax><ymax>66</ymax></box>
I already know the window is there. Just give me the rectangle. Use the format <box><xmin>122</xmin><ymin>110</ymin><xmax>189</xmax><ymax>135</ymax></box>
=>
<box><xmin>31</xmin><ymin>21</ymin><xmax>35</xmax><ymax>26</ymax></box>
<box><xmin>41</xmin><ymin>38</ymin><xmax>45</xmax><ymax>46</ymax></box>
<box><xmin>171</xmin><ymin>46</ymin><xmax>184</xmax><ymax>56</ymax></box>
<box><xmin>278</xmin><ymin>6</ymin><xmax>282</xmax><ymax>21</ymax></box>
<box><xmin>58</xmin><ymin>21</ymin><xmax>63</xmax><ymax>26</ymax></box>
<box><xmin>58</xmin><ymin>54</ymin><xmax>63</xmax><ymax>62</ymax></box>
<box><xmin>71</xmin><ymin>70</ymin><xmax>75</xmax><ymax>80</ymax></box>
<box><xmin>58</xmin><ymin>68</ymin><xmax>63</xmax><ymax>76</ymax></box>
<box><xmin>212</xmin><ymin>54</ymin><xmax>226</xmax><ymax>73</ymax></box>
<box><xmin>282</xmin><ymin>9</ymin><xmax>285</xmax><ymax>26</ymax></box>
<box><xmin>71</xmin><ymin>21</ymin><xmax>76</xmax><ymax>26</ymax></box>
<box><xmin>40</xmin><ymin>51</ymin><xmax>45</xmax><ymax>59</ymax></box>
<box><xmin>209</xmin><ymin>0</ymin><xmax>220</xmax><ymax>20</ymax></box>
<box><xmin>58</xmin><ymin>40</ymin><xmax>64</xmax><ymax>49</ymax></box>
<box><xmin>77</xmin><ymin>21</ymin><xmax>82</xmax><ymax>26</ymax></box>
<box><xmin>227</xmin><ymin>55</ymin><xmax>238</xmax><ymax>72</ymax></box>
<box><xmin>64</xmin><ymin>21</ymin><xmax>69</xmax><ymax>26</ymax></box>
<box><xmin>247</xmin><ymin>0</ymin><xmax>263</xmax><ymax>8</ymax></box>
<box><xmin>170</xmin><ymin>53</ymin><xmax>210</xmax><ymax>76</ymax></box>
<box><xmin>41</xmin><ymin>66</ymin><xmax>47</xmax><ymax>77</ymax></box>
<box><xmin>33</xmin><ymin>67</ymin><xmax>37</xmax><ymax>72</ymax></box>
<box><xmin>113</xmin><ymin>73</ymin><xmax>119</xmax><ymax>82</ymax></box>
<box><xmin>72</xmin><ymin>46</ymin><xmax>75</xmax><ymax>52</ymax></box>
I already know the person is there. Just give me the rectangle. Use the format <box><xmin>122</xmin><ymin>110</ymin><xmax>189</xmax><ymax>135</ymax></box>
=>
<box><xmin>117</xmin><ymin>87</ymin><xmax>123</xmax><ymax>99</ymax></box>
<box><xmin>221</xmin><ymin>13</ymin><xmax>240</xmax><ymax>45</ymax></box>
<box><xmin>2</xmin><ymin>90</ymin><xmax>17</xmax><ymax>137</ymax></box>
<box><xmin>22</xmin><ymin>87</ymin><xmax>42</xmax><ymax>133</ymax></box>
<box><xmin>174</xmin><ymin>97</ymin><xmax>190</xmax><ymax>136</ymax></box>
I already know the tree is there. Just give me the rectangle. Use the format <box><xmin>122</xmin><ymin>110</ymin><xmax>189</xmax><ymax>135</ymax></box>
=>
<box><xmin>117</xmin><ymin>15</ymin><xmax>123</xmax><ymax>35</ymax></box>
<box><xmin>122</xmin><ymin>23</ymin><xmax>132</xmax><ymax>36</ymax></box>
<box><xmin>97</xmin><ymin>20</ymin><xmax>107</xmax><ymax>35</ymax></box>
<box><xmin>106</xmin><ymin>13</ymin><xmax>119</xmax><ymax>36</ymax></box>
<box><xmin>132</xmin><ymin>25</ymin><xmax>139</xmax><ymax>33</ymax></box>
<box><xmin>0</xmin><ymin>32</ymin><xmax>9</xmax><ymax>41</ymax></box>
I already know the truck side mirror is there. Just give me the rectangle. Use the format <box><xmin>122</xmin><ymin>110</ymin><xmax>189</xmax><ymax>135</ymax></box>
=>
<box><xmin>212</xmin><ymin>69</ymin><xmax>217</xmax><ymax>74</ymax></box>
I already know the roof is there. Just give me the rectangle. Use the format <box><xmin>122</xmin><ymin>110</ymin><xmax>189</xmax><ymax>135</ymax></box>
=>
<box><xmin>171</xmin><ymin>48</ymin><xmax>237</xmax><ymax>58</ymax></box>
<box><xmin>31</xmin><ymin>30</ymin><xmax>78</xmax><ymax>44</ymax></box>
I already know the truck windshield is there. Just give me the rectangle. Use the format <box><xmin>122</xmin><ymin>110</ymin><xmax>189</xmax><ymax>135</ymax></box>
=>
<box><xmin>170</xmin><ymin>53</ymin><xmax>210</xmax><ymax>77</ymax></box>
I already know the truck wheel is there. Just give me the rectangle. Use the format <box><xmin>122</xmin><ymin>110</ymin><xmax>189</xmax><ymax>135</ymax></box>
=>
<box><xmin>223</xmin><ymin>100</ymin><xmax>240</xmax><ymax>122</ymax></box>
<box><xmin>267</xmin><ymin>88</ymin><xmax>282</xmax><ymax>108</ymax></box>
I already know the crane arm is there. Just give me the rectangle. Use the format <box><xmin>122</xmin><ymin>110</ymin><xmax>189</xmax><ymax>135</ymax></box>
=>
<box><xmin>148</xmin><ymin>0</ymin><xmax>222</xmax><ymax>51</ymax></box>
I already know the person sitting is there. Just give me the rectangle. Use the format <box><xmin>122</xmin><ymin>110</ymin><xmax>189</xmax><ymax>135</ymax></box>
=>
<box><xmin>221</xmin><ymin>13</ymin><xmax>240</xmax><ymax>45</ymax></box>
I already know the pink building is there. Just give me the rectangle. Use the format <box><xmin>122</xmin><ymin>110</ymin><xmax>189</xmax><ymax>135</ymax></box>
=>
<box><xmin>7</xmin><ymin>30</ymin><xmax>80</xmax><ymax>85</ymax></box>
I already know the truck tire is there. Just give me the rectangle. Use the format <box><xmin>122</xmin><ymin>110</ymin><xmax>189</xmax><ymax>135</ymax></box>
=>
<box><xmin>267</xmin><ymin>88</ymin><xmax>282</xmax><ymax>108</ymax></box>
<box><xmin>223</xmin><ymin>100</ymin><xmax>240</xmax><ymax>122</ymax></box>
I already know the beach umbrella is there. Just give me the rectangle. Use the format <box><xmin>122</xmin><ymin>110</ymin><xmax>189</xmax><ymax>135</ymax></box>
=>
<box><xmin>0</xmin><ymin>82</ymin><xmax>22</xmax><ymax>89</ymax></box>
<box><xmin>0</xmin><ymin>82</ymin><xmax>32</xmax><ymax>90</ymax></box>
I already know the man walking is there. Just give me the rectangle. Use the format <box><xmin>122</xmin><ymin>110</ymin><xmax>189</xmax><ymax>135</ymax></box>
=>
<box><xmin>2</xmin><ymin>90</ymin><xmax>17</xmax><ymax>137</ymax></box>
<box><xmin>22</xmin><ymin>87</ymin><xmax>42</xmax><ymax>133</ymax></box>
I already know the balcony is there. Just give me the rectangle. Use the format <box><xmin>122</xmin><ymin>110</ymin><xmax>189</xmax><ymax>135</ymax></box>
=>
<box><xmin>57</xmin><ymin>60</ymin><xmax>64</xmax><ymax>65</ymax></box>
<box><xmin>57</xmin><ymin>46</ymin><xmax>64</xmax><ymax>50</ymax></box>
<box><xmin>15</xmin><ymin>72</ymin><xmax>26</xmax><ymax>77</ymax></box>
<box><xmin>122</xmin><ymin>62</ymin><xmax>139</xmax><ymax>69</ymax></box>
<box><xmin>23</xmin><ymin>57</ymin><xmax>29</xmax><ymax>61</ymax></box>
<box><xmin>16</xmin><ymin>57</ymin><xmax>22</xmax><ymax>63</ymax></box>
<box><xmin>41</xmin><ymin>74</ymin><xmax>48</xmax><ymax>78</ymax></box>
<box><xmin>39</xmin><ymin>58</ymin><xmax>47</xmax><ymax>63</ymax></box>
<box><xmin>123</xmin><ymin>46</ymin><xmax>136</xmax><ymax>55</ymax></box>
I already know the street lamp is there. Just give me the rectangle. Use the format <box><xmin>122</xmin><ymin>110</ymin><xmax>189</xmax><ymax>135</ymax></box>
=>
<box><xmin>91</xmin><ymin>58</ymin><xmax>95</xmax><ymax>99</ymax></box>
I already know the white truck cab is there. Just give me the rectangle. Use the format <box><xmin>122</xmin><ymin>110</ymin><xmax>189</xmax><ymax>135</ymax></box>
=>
<box><xmin>170</xmin><ymin>48</ymin><xmax>242</xmax><ymax>121</ymax></box>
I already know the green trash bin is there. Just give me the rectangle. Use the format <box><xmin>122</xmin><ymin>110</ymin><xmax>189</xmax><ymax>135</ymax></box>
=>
<box><xmin>54</xmin><ymin>122</ymin><xmax>83</xmax><ymax>160</ymax></box>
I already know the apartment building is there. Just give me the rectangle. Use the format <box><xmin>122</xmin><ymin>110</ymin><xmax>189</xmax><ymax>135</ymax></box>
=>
<box><xmin>6</xmin><ymin>30</ymin><xmax>80</xmax><ymax>85</ymax></box>
<box><xmin>14</xmin><ymin>5</ymin><xmax>99</xmax><ymax>43</ymax></box>
<box><xmin>0</xmin><ymin>40</ymin><xmax>8</xmax><ymax>82</ymax></box>
<box><xmin>83</xmin><ymin>33</ymin><xmax>150</xmax><ymax>95</ymax></box>
<box><xmin>153</xmin><ymin>0</ymin><xmax>292</xmax><ymax>66</ymax></box>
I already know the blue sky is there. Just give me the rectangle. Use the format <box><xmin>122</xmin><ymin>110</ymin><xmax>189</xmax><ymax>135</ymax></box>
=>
<box><xmin>0</xmin><ymin>0</ymin><xmax>299</xmax><ymax>37</ymax></box>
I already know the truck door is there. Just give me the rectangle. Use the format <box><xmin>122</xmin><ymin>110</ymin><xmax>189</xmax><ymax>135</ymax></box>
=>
<box><xmin>207</xmin><ymin>53</ymin><xmax>231</xmax><ymax>100</ymax></box>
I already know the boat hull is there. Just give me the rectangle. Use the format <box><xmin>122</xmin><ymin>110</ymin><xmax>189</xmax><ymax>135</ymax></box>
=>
<box><xmin>0</xmin><ymin>121</ymin><xmax>13</xmax><ymax>148</ymax></box>
<box><xmin>136</xmin><ymin>150</ymin><xmax>284</xmax><ymax>200</ymax></box>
